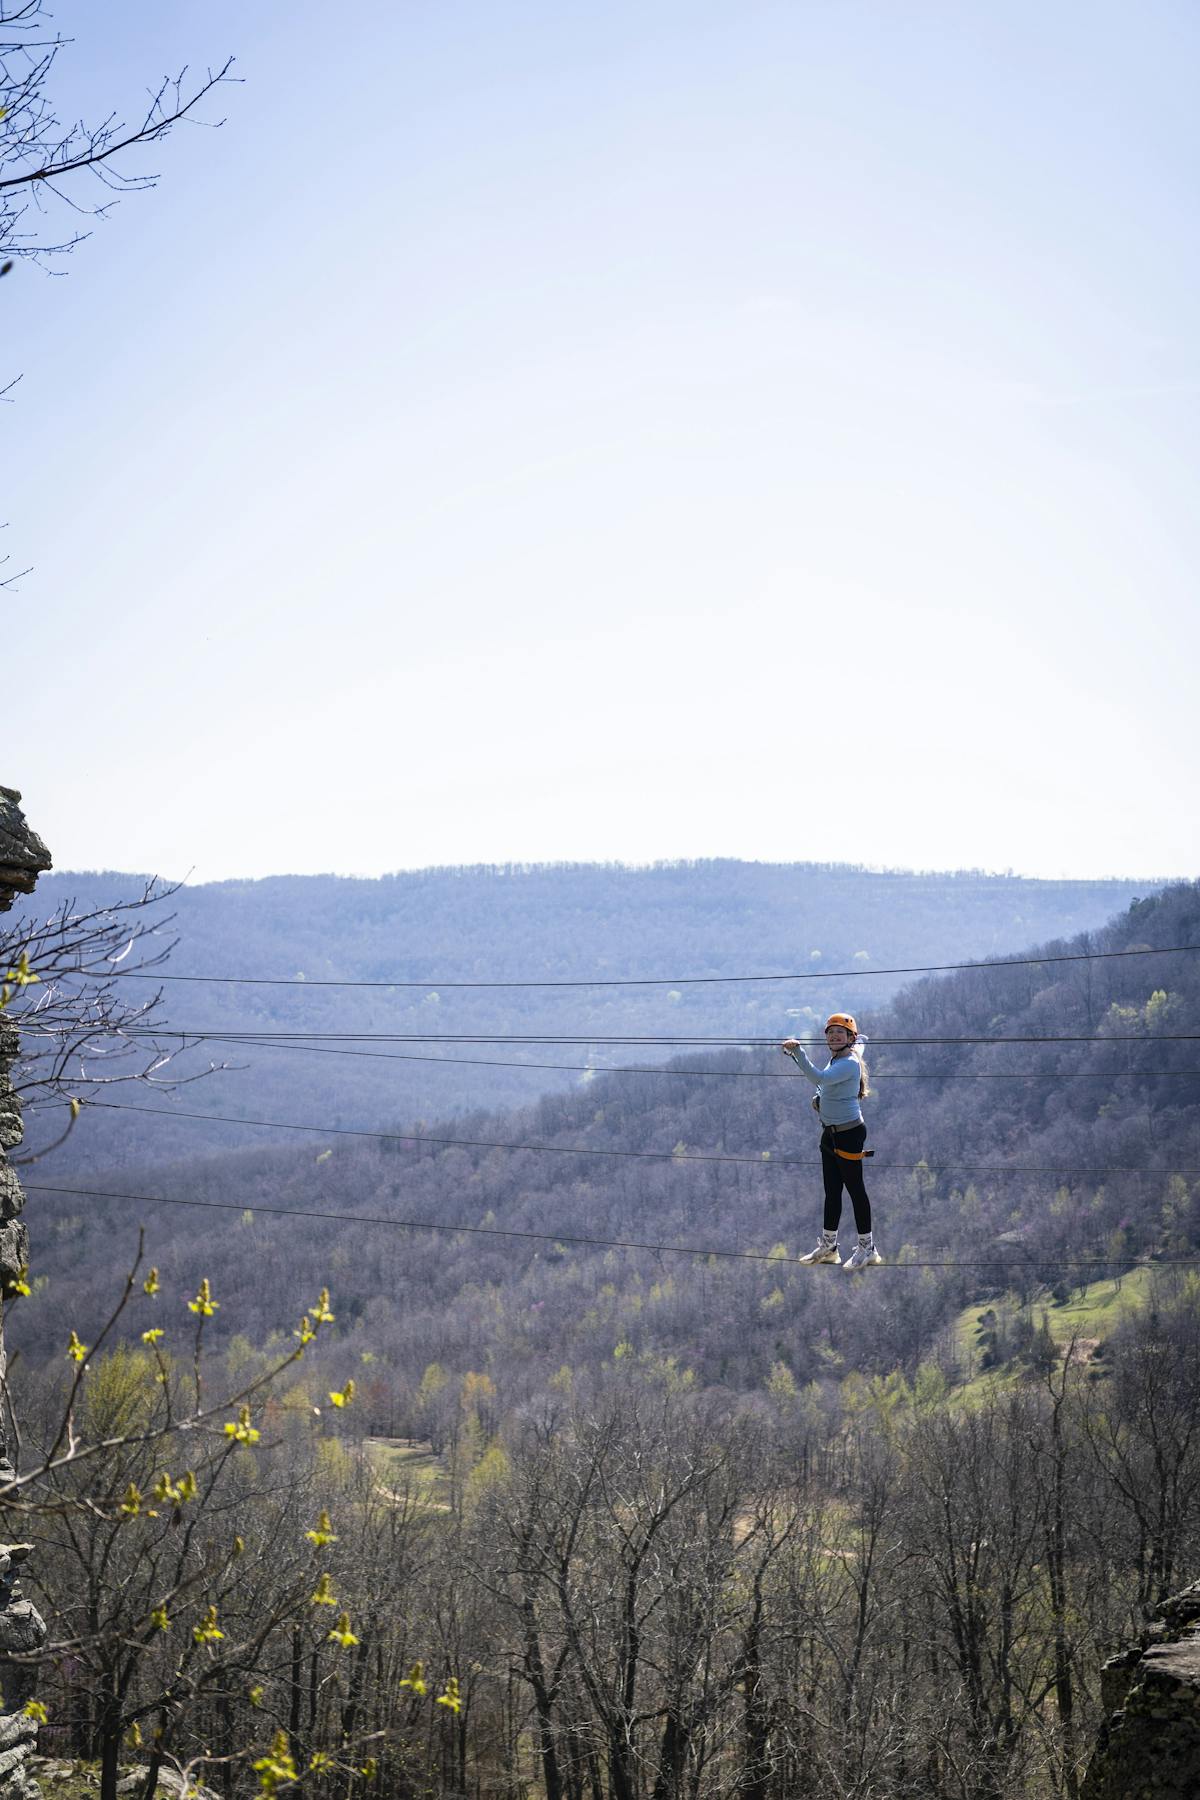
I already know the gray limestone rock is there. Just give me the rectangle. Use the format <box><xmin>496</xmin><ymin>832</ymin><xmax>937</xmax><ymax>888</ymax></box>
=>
<box><xmin>0</xmin><ymin>1745</ymin><xmax>36</xmax><ymax>1785</ymax></box>
<box><xmin>151</xmin><ymin>1772</ymin><xmax>219</xmax><ymax>1800</ymax></box>
<box><xmin>0</xmin><ymin>1600</ymin><xmax>47</xmax><ymax>1657</ymax></box>
<box><xmin>0</xmin><ymin>1221</ymin><xmax>28</xmax><ymax>1289</ymax></box>
<box><xmin>0</xmin><ymin>789</ymin><xmax>50</xmax><ymax>1789</ymax></box>
<box><xmin>1082</xmin><ymin>1583</ymin><xmax>1200</xmax><ymax>1799</ymax></box>
<box><xmin>0</xmin><ymin>791</ymin><xmax>51</xmax><ymax>910</ymax></box>
<box><xmin>0</xmin><ymin>1021</ymin><xmax>22</xmax><ymax>1169</ymax></box>
<box><xmin>0</xmin><ymin>1168</ymin><xmax>24</xmax><ymax>1225</ymax></box>
<box><xmin>0</xmin><ymin>1718</ymin><xmax>35</xmax><ymax>1755</ymax></box>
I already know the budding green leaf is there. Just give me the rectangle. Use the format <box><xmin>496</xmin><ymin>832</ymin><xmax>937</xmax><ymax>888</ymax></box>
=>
<box><xmin>187</xmin><ymin>1278</ymin><xmax>218</xmax><ymax>1317</ymax></box>
<box><xmin>305</xmin><ymin>1509</ymin><xmax>337</xmax><ymax>1548</ymax></box>
<box><xmin>310</xmin><ymin>1572</ymin><xmax>338</xmax><ymax>1606</ymax></box>
<box><xmin>224</xmin><ymin>1405</ymin><xmax>260</xmax><ymax>1445</ymax></box>
<box><xmin>437</xmin><ymin>1677</ymin><xmax>462</xmax><ymax>1713</ymax></box>
<box><xmin>193</xmin><ymin>1605</ymin><xmax>224</xmax><ymax>1644</ymax></box>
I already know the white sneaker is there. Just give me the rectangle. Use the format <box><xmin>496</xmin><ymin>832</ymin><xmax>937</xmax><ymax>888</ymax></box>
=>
<box><xmin>798</xmin><ymin>1238</ymin><xmax>841</xmax><ymax>1266</ymax></box>
<box><xmin>844</xmin><ymin>1239</ymin><xmax>883</xmax><ymax>1272</ymax></box>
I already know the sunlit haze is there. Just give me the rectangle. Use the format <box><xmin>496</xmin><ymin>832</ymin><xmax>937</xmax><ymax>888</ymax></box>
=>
<box><xmin>6</xmin><ymin>0</ymin><xmax>1198</xmax><ymax>880</ymax></box>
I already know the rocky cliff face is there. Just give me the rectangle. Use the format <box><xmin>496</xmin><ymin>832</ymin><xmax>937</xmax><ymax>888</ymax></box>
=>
<box><xmin>1081</xmin><ymin>1583</ymin><xmax>1200</xmax><ymax>1800</ymax></box>
<box><xmin>0</xmin><ymin>789</ymin><xmax>51</xmax><ymax>1798</ymax></box>
<box><xmin>0</xmin><ymin>795</ymin><xmax>50</xmax><ymax>916</ymax></box>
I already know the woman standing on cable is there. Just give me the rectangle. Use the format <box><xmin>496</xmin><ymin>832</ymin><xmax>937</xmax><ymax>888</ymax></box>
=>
<box><xmin>781</xmin><ymin>1013</ymin><xmax>881</xmax><ymax>1270</ymax></box>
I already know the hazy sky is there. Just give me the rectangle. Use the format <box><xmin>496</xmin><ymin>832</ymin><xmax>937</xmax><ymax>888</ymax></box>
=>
<box><xmin>5</xmin><ymin>0</ymin><xmax>1197</xmax><ymax>882</ymax></box>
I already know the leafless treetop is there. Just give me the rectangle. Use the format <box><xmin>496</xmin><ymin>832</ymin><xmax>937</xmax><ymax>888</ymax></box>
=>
<box><xmin>0</xmin><ymin>1</ymin><xmax>235</xmax><ymax>271</ymax></box>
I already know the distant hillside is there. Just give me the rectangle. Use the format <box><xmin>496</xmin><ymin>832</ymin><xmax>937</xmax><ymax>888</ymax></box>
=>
<box><xmin>9</xmin><ymin>859</ymin><xmax>1159</xmax><ymax>1172</ymax></box>
<box><xmin>950</xmin><ymin>1268</ymin><xmax>1155</xmax><ymax>1395</ymax></box>
<box><xmin>11</xmin><ymin>880</ymin><xmax>1199</xmax><ymax>1420</ymax></box>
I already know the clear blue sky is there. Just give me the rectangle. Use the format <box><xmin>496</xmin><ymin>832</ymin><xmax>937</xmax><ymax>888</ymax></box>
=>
<box><xmin>5</xmin><ymin>0</ymin><xmax>1198</xmax><ymax>881</ymax></box>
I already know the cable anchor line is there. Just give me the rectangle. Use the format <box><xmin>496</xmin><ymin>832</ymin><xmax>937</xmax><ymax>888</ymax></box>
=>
<box><xmin>54</xmin><ymin>1098</ymin><xmax>1200</xmax><ymax>1180</ymax></box>
<box><xmin>70</xmin><ymin>942</ymin><xmax>1200</xmax><ymax>992</ymax></box>
<box><xmin>24</xmin><ymin>1026</ymin><xmax>1198</xmax><ymax>1083</ymax></box>
<box><xmin>49</xmin><ymin>1028</ymin><xmax>1200</xmax><ymax>1046</ymax></box>
<box><xmin>20</xmin><ymin>1180</ymin><xmax>1200</xmax><ymax>1273</ymax></box>
<box><xmin>51</xmin><ymin>1034</ymin><xmax>1200</xmax><ymax>1083</ymax></box>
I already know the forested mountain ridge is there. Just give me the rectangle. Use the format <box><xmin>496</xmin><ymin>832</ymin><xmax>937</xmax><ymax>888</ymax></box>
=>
<box><xmin>13</xmin><ymin>880</ymin><xmax>1200</xmax><ymax>1416</ymax></box>
<box><xmin>14</xmin><ymin>879</ymin><xmax>1200</xmax><ymax>1800</ymax></box>
<box><xmin>10</xmin><ymin>859</ymin><xmax>1160</xmax><ymax>1171</ymax></box>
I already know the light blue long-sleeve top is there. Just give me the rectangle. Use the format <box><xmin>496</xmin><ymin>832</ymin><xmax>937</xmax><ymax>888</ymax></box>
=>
<box><xmin>787</xmin><ymin>1046</ymin><xmax>864</xmax><ymax>1126</ymax></box>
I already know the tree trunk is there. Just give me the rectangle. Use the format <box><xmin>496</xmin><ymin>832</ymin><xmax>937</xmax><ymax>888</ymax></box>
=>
<box><xmin>521</xmin><ymin>1612</ymin><xmax>564</xmax><ymax>1800</ymax></box>
<box><xmin>289</xmin><ymin>1622</ymin><xmax>304</xmax><ymax>1747</ymax></box>
<box><xmin>740</xmin><ymin>1605</ymin><xmax>769</xmax><ymax>1800</ymax></box>
<box><xmin>608</xmin><ymin>1726</ymin><xmax>638</xmax><ymax>1800</ymax></box>
<box><xmin>98</xmin><ymin>1693</ymin><xmax>122</xmax><ymax>1800</ymax></box>
<box><xmin>138</xmin><ymin>1713</ymin><xmax>168</xmax><ymax>1800</ymax></box>
<box><xmin>650</xmin><ymin>1710</ymin><xmax>689</xmax><ymax>1800</ymax></box>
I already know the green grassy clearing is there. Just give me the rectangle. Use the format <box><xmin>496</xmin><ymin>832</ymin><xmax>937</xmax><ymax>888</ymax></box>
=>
<box><xmin>1038</xmin><ymin>1265</ymin><xmax>1156</xmax><ymax>1337</ymax></box>
<box><xmin>951</xmin><ymin>1266</ymin><xmax>1156</xmax><ymax>1398</ymax></box>
<box><xmin>363</xmin><ymin>1438</ymin><xmax>450</xmax><ymax>1507</ymax></box>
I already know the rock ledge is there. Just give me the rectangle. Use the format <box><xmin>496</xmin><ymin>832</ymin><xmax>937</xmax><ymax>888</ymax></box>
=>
<box><xmin>1082</xmin><ymin>1581</ymin><xmax>1200</xmax><ymax>1800</ymax></box>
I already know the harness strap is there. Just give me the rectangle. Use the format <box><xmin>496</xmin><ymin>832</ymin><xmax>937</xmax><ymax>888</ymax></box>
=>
<box><xmin>833</xmin><ymin>1147</ymin><xmax>874</xmax><ymax>1162</ymax></box>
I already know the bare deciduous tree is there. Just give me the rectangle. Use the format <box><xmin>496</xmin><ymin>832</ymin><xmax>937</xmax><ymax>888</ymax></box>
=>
<box><xmin>2</xmin><ymin>879</ymin><xmax>230</xmax><ymax>1167</ymax></box>
<box><xmin>0</xmin><ymin>1</ymin><xmax>234</xmax><ymax>272</ymax></box>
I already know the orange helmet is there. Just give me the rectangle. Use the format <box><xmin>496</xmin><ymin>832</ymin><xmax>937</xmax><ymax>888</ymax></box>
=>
<box><xmin>825</xmin><ymin>1013</ymin><xmax>858</xmax><ymax>1036</ymax></box>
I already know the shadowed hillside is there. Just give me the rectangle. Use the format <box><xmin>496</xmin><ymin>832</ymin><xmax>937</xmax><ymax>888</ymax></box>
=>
<box><xmin>9</xmin><ymin>859</ymin><xmax>1160</xmax><ymax>1174</ymax></box>
<box><xmin>11</xmin><ymin>880</ymin><xmax>1199</xmax><ymax>1409</ymax></box>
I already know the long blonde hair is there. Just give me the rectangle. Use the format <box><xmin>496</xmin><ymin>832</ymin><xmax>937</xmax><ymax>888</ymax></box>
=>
<box><xmin>833</xmin><ymin>1035</ymin><xmax>869</xmax><ymax>1100</ymax></box>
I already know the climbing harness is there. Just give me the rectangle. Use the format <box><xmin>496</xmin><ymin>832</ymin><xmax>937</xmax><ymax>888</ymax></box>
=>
<box><xmin>828</xmin><ymin>1142</ymin><xmax>875</xmax><ymax>1162</ymax></box>
<box><xmin>781</xmin><ymin>1044</ymin><xmax>876</xmax><ymax>1159</ymax></box>
<box><xmin>821</xmin><ymin>1121</ymin><xmax>875</xmax><ymax>1161</ymax></box>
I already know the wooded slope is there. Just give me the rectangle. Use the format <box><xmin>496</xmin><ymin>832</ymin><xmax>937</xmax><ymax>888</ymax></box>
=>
<box><xmin>12</xmin><ymin>860</ymin><xmax>1154</xmax><ymax>1164</ymax></box>
<box><xmin>12</xmin><ymin>881</ymin><xmax>1198</xmax><ymax>1415</ymax></box>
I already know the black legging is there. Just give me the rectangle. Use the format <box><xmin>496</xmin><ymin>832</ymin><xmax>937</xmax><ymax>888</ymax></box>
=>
<box><xmin>821</xmin><ymin>1124</ymin><xmax>872</xmax><ymax>1235</ymax></box>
